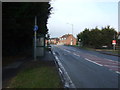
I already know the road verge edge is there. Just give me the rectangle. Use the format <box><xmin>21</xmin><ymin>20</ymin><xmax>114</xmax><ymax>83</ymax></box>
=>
<box><xmin>51</xmin><ymin>50</ymin><xmax>76</xmax><ymax>88</ymax></box>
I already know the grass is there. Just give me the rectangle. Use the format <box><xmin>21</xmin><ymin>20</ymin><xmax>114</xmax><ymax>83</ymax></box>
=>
<box><xmin>6</xmin><ymin>61</ymin><xmax>62</xmax><ymax>88</ymax></box>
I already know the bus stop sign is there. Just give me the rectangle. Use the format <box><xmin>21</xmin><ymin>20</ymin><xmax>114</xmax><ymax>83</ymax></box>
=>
<box><xmin>34</xmin><ymin>25</ymin><xmax>38</xmax><ymax>31</ymax></box>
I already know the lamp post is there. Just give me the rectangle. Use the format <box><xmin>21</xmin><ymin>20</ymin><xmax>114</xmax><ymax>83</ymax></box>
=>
<box><xmin>67</xmin><ymin>23</ymin><xmax>74</xmax><ymax>45</ymax></box>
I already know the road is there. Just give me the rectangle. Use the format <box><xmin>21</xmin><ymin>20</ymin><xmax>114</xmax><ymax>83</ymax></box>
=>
<box><xmin>52</xmin><ymin>45</ymin><xmax>119</xmax><ymax>88</ymax></box>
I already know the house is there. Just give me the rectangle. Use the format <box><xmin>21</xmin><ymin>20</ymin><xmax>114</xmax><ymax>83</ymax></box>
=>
<box><xmin>58</xmin><ymin>34</ymin><xmax>76</xmax><ymax>45</ymax></box>
<box><xmin>50</xmin><ymin>38</ymin><xmax>59</xmax><ymax>44</ymax></box>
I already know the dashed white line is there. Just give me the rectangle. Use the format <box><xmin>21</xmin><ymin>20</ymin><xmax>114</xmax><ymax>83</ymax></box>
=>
<box><xmin>55</xmin><ymin>56</ymin><xmax>59</xmax><ymax>61</ymax></box>
<box><xmin>53</xmin><ymin>52</ymin><xmax>55</xmax><ymax>55</ymax></box>
<box><xmin>73</xmin><ymin>53</ymin><xmax>80</xmax><ymax>57</ymax></box>
<box><xmin>62</xmin><ymin>49</ymin><xmax>80</xmax><ymax>57</ymax></box>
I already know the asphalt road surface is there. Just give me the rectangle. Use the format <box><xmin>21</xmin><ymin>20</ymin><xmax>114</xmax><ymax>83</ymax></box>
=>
<box><xmin>52</xmin><ymin>45</ymin><xmax>119</xmax><ymax>88</ymax></box>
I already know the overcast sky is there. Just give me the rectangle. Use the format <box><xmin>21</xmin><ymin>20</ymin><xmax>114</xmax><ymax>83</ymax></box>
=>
<box><xmin>47</xmin><ymin>0</ymin><xmax>119</xmax><ymax>38</ymax></box>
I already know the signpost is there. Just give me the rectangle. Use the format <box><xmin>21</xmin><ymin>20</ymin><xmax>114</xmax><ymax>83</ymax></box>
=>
<box><xmin>34</xmin><ymin>16</ymin><xmax>38</xmax><ymax>61</ymax></box>
<box><xmin>112</xmin><ymin>40</ymin><xmax>116</xmax><ymax>50</ymax></box>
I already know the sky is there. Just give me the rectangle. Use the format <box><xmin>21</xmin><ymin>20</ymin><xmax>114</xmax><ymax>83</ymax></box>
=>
<box><xmin>47</xmin><ymin>0</ymin><xmax>119</xmax><ymax>38</ymax></box>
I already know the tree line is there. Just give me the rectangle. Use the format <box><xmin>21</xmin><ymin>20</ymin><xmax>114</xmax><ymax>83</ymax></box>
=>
<box><xmin>3</xmin><ymin>2</ymin><xmax>52</xmax><ymax>56</ymax></box>
<box><xmin>77</xmin><ymin>26</ymin><xmax>118</xmax><ymax>49</ymax></box>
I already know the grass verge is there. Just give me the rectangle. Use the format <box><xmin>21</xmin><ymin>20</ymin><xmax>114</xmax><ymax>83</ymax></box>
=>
<box><xmin>6</xmin><ymin>61</ymin><xmax>62</xmax><ymax>88</ymax></box>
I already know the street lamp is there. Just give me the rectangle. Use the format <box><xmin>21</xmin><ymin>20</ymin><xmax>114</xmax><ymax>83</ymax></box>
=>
<box><xmin>67</xmin><ymin>23</ymin><xmax>74</xmax><ymax>45</ymax></box>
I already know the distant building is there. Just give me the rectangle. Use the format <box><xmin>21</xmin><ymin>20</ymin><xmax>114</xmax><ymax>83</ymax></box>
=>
<box><xmin>50</xmin><ymin>38</ymin><xmax>59</xmax><ymax>44</ymax></box>
<box><xmin>58</xmin><ymin>34</ymin><xmax>76</xmax><ymax>45</ymax></box>
<box><xmin>46</xmin><ymin>34</ymin><xmax>77</xmax><ymax>45</ymax></box>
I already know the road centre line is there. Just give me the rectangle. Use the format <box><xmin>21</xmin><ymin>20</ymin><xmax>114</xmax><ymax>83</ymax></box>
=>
<box><xmin>62</xmin><ymin>48</ymin><xmax>80</xmax><ymax>57</ymax></box>
<box><xmin>72</xmin><ymin>53</ymin><xmax>80</xmax><ymax>57</ymax></box>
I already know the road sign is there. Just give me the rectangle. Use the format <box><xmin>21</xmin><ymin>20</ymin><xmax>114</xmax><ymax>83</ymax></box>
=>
<box><xmin>34</xmin><ymin>25</ymin><xmax>38</xmax><ymax>31</ymax></box>
<box><xmin>112</xmin><ymin>40</ymin><xmax>116</xmax><ymax>45</ymax></box>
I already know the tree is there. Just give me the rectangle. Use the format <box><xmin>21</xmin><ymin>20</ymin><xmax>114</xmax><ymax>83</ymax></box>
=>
<box><xmin>3</xmin><ymin>2</ymin><xmax>52</xmax><ymax>56</ymax></box>
<box><xmin>101</xmin><ymin>25</ymin><xmax>117</xmax><ymax>48</ymax></box>
<box><xmin>77</xmin><ymin>26</ymin><xmax>117</xmax><ymax>49</ymax></box>
<box><xmin>77</xmin><ymin>28</ymin><xmax>90</xmax><ymax>46</ymax></box>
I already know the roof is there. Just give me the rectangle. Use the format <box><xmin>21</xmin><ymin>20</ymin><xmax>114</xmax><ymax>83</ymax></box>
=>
<box><xmin>60</xmin><ymin>34</ymin><xmax>73</xmax><ymax>38</ymax></box>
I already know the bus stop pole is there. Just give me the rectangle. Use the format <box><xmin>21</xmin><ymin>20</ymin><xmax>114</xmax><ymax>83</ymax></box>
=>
<box><xmin>34</xmin><ymin>16</ymin><xmax>37</xmax><ymax>61</ymax></box>
<box><xmin>34</xmin><ymin>31</ymin><xmax>37</xmax><ymax>61</ymax></box>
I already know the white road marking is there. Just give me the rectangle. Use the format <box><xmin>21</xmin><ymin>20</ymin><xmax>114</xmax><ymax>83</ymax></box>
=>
<box><xmin>115</xmin><ymin>71</ymin><xmax>120</xmax><ymax>74</ymax></box>
<box><xmin>55</xmin><ymin>56</ymin><xmax>59</xmax><ymax>61</ymax></box>
<box><xmin>62</xmin><ymin>48</ymin><xmax>71</xmax><ymax>53</ymax></box>
<box><xmin>52</xmin><ymin>51</ymin><xmax>76</xmax><ymax>88</ymax></box>
<box><xmin>104</xmin><ymin>65</ymin><xmax>118</xmax><ymax>68</ymax></box>
<box><xmin>65</xmin><ymin>50</ymin><xmax>70</xmax><ymax>53</ymax></box>
<box><xmin>53</xmin><ymin>52</ymin><xmax>55</xmax><ymax>55</ymax></box>
<box><xmin>85</xmin><ymin>58</ymin><xmax>103</xmax><ymax>66</ymax></box>
<box><xmin>72</xmin><ymin>53</ymin><xmax>80</xmax><ymax>57</ymax></box>
<box><xmin>72</xmin><ymin>50</ymin><xmax>76</xmax><ymax>52</ymax></box>
<box><xmin>59</xmin><ymin>68</ymin><xmax>63</xmax><ymax>74</ymax></box>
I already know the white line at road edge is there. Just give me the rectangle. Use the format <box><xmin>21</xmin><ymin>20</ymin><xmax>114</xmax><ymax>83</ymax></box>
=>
<box><xmin>85</xmin><ymin>58</ymin><xmax>103</xmax><ymax>66</ymax></box>
<box><xmin>52</xmin><ymin>51</ymin><xmax>76</xmax><ymax>88</ymax></box>
<box><xmin>115</xmin><ymin>71</ymin><xmax>120</xmax><ymax>74</ymax></box>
